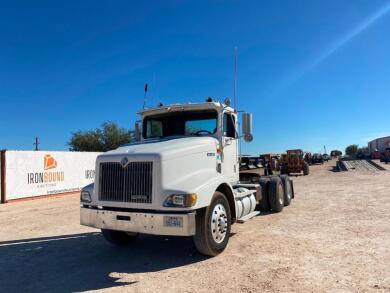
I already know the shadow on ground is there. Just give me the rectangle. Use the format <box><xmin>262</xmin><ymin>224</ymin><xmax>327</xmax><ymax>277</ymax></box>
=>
<box><xmin>0</xmin><ymin>232</ymin><xmax>208</xmax><ymax>293</ymax></box>
<box><xmin>257</xmin><ymin>211</ymin><xmax>272</xmax><ymax>216</ymax></box>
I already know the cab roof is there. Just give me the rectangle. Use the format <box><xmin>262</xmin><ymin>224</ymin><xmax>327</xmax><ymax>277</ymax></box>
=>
<box><xmin>137</xmin><ymin>101</ymin><xmax>235</xmax><ymax>116</ymax></box>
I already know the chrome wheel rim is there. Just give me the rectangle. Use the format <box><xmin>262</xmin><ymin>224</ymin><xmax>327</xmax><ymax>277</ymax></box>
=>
<box><xmin>211</xmin><ymin>203</ymin><xmax>228</xmax><ymax>244</ymax></box>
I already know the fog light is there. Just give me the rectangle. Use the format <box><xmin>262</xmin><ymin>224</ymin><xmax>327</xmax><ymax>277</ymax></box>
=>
<box><xmin>163</xmin><ymin>193</ymin><xmax>197</xmax><ymax>207</ymax></box>
<box><xmin>80</xmin><ymin>191</ymin><xmax>92</xmax><ymax>203</ymax></box>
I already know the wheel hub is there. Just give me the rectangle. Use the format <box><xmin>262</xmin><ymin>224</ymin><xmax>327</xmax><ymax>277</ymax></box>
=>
<box><xmin>211</xmin><ymin>203</ymin><xmax>228</xmax><ymax>243</ymax></box>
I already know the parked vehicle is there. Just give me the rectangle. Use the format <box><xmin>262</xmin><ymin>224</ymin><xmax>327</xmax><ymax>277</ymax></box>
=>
<box><xmin>381</xmin><ymin>148</ymin><xmax>390</xmax><ymax>164</ymax></box>
<box><xmin>280</xmin><ymin>149</ymin><xmax>309</xmax><ymax>176</ymax></box>
<box><xmin>322</xmin><ymin>154</ymin><xmax>330</xmax><ymax>162</ymax></box>
<box><xmin>304</xmin><ymin>152</ymin><xmax>312</xmax><ymax>165</ymax></box>
<box><xmin>371</xmin><ymin>150</ymin><xmax>381</xmax><ymax>159</ymax></box>
<box><xmin>260</xmin><ymin>153</ymin><xmax>281</xmax><ymax>175</ymax></box>
<box><xmin>240</xmin><ymin>156</ymin><xmax>262</xmax><ymax>170</ymax></box>
<box><xmin>311</xmin><ymin>153</ymin><xmax>324</xmax><ymax>164</ymax></box>
<box><xmin>356</xmin><ymin>153</ymin><xmax>366</xmax><ymax>159</ymax></box>
<box><xmin>80</xmin><ymin>99</ymin><xmax>294</xmax><ymax>256</ymax></box>
<box><xmin>330</xmin><ymin>150</ymin><xmax>342</xmax><ymax>158</ymax></box>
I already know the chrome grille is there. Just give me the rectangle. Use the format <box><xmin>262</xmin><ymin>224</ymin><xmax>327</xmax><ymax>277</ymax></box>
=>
<box><xmin>99</xmin><ymin>162</ymin><xmax>153</xmax><ymax>203</ymax></box>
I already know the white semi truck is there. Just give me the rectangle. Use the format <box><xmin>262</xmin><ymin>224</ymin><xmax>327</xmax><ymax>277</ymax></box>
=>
<box><xmin>80</xmin><ymin>99</ymin><xmax>294</xmax><ymax>256</ymax></box>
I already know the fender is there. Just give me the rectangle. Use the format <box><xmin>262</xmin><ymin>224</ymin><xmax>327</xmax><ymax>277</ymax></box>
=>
<box><xmin>81</xmin><ymin>183</ymin><xmax>94</xmax><ymax>196</ymax></box>
<box><xmin>161</xmin><ymin>167</ymin><xmax>233</xmax><ymax>210</ymax></box>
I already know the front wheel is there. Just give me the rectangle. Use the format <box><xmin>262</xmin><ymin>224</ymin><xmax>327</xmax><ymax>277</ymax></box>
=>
<box><xmin>193</xmin><ymin>191</ymin><xmax>231</xmax><ymax>257</ymax></box>
<box><xmin>101</xmin><ymin>229</ymin><xmax>138</xmax><ymax>246</ymax></box>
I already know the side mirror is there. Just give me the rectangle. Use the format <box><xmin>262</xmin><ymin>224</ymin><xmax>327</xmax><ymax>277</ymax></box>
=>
<box><xmin>135</xmin><ymin>121</ymin><xmax>142</xmax><ymax>141</ymax></box>
<box><xmin>242</xmin><ymin>113</ymin><xmax>253</xmax><ymax>142</ymax></box>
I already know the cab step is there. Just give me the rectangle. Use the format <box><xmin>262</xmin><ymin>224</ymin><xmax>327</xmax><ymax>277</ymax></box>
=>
<box><xmin>237</xmin><ymin>211</ymin><xmax>260</xmax><ymax>223</ymax></box>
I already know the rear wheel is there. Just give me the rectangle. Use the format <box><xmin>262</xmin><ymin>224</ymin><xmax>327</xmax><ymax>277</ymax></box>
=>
<box><xmin>193</xmin><ymin>191</ymin><xmax>231</xmax><ymax>256</ymax></box>
<box><xmin>101</xmin><ymin>229</ymin><xmax>138</xmax><ymax>245</ymax></box>
<box><xmin>280</xmin><ymin>175</ymin><xmax>292</xmax><ymax>206</ymax></box>
<box><xmin>259</xmin><ymin>177</ymin><xmax>270</xmax><ymax>211</ymax></box>
<box><xmin>303</xmin><ymin>162</ymin><xmax>310</xmax><ymax>176</ymax></box>
<box><xmin>268</xmin><ymin>177</ymin><xmax>284</xmax><ymax>212</ymax></box>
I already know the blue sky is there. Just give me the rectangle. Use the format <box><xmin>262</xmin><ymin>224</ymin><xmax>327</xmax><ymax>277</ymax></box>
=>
<box><xmin>1</xmin><ymin>0</ymin><xmax>390</xmax><ymax>155</ymax></box>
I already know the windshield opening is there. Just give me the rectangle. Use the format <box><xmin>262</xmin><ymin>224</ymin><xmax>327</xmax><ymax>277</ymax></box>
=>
<box><xmin>143</xmin><ymin>110</ymin><xmax>218</xmax><ymax>139</ymax></box>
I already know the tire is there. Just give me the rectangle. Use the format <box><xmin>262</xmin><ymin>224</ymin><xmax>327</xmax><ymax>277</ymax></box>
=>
<box><xmin>280</xmin><ymin>175</ymin><xmax>292</xmax><ymax>206</ymax></box>
<box><xmin>303</xmin><ymin>162</ymin><xmax>309</xmax><ymax>176</ymax></box>
<box><xmin>268</xmin><ymin>177</ymin><xmax>284</xmax><ymax>213</ymax></box>
<box><xmin>193</xmin><ymin>191</ymin><xmax>231</xmax><ymax>257</ymax></box>
<box><xmin>101</xmin><ymin>229</ymin><xmax>138</xmax><ymax>246</ymax></box>
<box><xmin>280</xmin><ymin>164</ymin><xmax>288</xmax><ymax>175</ymax></box>
<box><xmin>259</xmin><ymin>177</ymin><xmax>270</xmax><ymax>211</ymax></box>
<box><xmin>290</xmin><ymin>179</ymin><xmax>295</xmax><ymax>199</ymax></box>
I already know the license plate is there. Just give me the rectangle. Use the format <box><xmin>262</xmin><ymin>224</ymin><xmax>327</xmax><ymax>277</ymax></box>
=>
<box><xmin>164</xmin><ymin>216</ymin><xmax>183</xmax><ymax>228</ymax></box>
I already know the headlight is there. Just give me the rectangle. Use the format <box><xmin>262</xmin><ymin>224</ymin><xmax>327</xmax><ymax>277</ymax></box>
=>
<box><xmin>163</xmin><ymin>193</ymin><xmax>197</xmax><ymax>207</ymax></box>
<box><xmin>80</xmin><ymin>191</ymin><xmax>92</xmax><ymax>203</ymax></box>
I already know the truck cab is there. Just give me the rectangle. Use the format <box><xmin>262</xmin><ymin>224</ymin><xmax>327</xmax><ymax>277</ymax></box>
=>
<box><xmin>80</xmin><ymin>99</ymin><xmax>293</xmax><ymax>256</ymax></box>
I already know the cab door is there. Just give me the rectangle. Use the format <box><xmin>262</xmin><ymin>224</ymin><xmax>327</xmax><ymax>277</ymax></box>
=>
<box><xmin>221</xmin><ymin>112</ymin><xmax>239</xmax><ymax>183</ymax></box>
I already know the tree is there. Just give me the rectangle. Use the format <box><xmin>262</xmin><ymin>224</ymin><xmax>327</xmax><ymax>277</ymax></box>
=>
<box><xmin>357</xmin><ymin>146</ymin><xmax>369</xmax><ymax>154</ymax></box>
<box><xmin>69</xmin><ymin>122</ymin><xmax>133</xmax><ymax>152</ymax></box>
<box><xmin>345</xmin><ymin>144</ymin><xmax>359</xmax><ymax>156</ymax></box>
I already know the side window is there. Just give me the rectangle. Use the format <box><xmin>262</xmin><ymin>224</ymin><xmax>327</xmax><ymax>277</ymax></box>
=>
<box><xmin>146</xmin><ymin>120</ymin><xmax>163</xmax><ymax>137</ymax></box>
<box><xmin>223</xmin><ymin>113</ymin><xmax>236</xmax><ymax>138</ymax></box>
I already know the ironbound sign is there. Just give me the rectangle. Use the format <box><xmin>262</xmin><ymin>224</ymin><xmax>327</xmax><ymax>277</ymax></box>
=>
<box><xmin>2</xmin><ymin>150</ymin><xmax>101</xmax><ymax>202</ymax></box>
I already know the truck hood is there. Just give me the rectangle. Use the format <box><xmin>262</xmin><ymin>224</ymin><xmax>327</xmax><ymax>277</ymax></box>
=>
<box><xmin>103</xmin><ymin>136</ymin><xmax>219</xmax><ymax>161</ymax></box>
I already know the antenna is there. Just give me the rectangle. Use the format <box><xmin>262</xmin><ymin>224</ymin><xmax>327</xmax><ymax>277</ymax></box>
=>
<box><xmin>143</xmin><ymin>83</ymin><xmax>148</xmax><ymax>109</ymax></box>
<box><xmin>152</xmin><ymin>73</ymin><xmax>157</xmax><ymax>107</ymax></box>
<box><xmin>233</xmin><ymin>47</ymin><xmax>237</xmax><ymax>112</ymax></box>
<box><xmin>233</xmin><ymin>47</ymin><xmax>240</xmax><ymax>165</ymax></box>
<box><xmin>33</xmin><ymin>137</ymin><xmax>40</xmax><ymax>151</ymax></box>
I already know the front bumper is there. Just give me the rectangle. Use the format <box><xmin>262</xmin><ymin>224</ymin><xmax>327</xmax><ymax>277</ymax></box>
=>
<box><xmin>80</xmin><ymin>207</ymin><xmax>196</xmax><ymax>236</ymax></box>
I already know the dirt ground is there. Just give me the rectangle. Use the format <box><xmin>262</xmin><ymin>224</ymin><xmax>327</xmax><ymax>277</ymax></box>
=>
<box><xmin>0</xmin><ymin>160</ymin><xmax>389</xmax><ymax>293</ymax></box>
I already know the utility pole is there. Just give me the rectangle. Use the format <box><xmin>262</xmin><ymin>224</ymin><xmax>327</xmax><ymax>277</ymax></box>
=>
<box><xmin>324</xmin><ymin>145</ymin><xmax>327</xmax><ymax>154</ymax></box>
<box><xmin>33</xmin><ymin>137</ymin><xmax>40</xmax><ymax>151</ymax></box>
